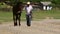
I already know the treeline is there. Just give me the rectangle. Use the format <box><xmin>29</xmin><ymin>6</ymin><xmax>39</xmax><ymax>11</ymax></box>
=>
<box><xmin>0</xmin><ymin>0</ymin><xmax>60</xmax><ymax>8</ymax></box>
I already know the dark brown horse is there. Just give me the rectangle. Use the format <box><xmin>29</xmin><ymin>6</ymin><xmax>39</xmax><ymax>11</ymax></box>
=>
<box><xmin>12</xmin><ymin>2</ymin><xmax>24</xmax><ymax>26</ymax></box>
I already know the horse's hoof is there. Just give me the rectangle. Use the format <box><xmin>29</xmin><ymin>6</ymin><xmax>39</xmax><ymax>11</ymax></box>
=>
<box><xmin>14</xmin><ymin>23</ymin><xmax>17</xmax><ymax>26</ymax></box>
<box><xmin>19</xmin><ymin>24</ymin><xmax>21</xmax><ymax>26</ymax></box>
<box><xmin>14</xmin><ymin>25</ymin><xmax>17</xmax><ymax>26</ymax></box>
<box><xmin>27</xmin><ymin>24</ymin><xmax>31</xmax><ymax>27</ymax></box>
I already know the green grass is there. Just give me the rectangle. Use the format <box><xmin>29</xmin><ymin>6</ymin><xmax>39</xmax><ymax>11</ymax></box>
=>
<box><xmin>33</xmin><ymin>10</ymin><xmax>60</xmax><ymax>19</ymax></box>
<box><xmin>0</xmin><ymin>9</ymin><xmax>60</xmax><ymax>23</ymax></box>
<box><xmin>0</xmin><ymin>11</ymin><xmax>12</xmax><ymax>22</ymax></box>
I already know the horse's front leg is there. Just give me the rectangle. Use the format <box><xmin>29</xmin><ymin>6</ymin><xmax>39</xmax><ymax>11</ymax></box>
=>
<box><xmin>18</xmin><ymin>13</ymin><xmax>21</xmax><ymax>26</ymax></box>
<box><xmin>13</xmin><ymin>15</ymin><xmax>17</xmax><ymax>26</ymax></box>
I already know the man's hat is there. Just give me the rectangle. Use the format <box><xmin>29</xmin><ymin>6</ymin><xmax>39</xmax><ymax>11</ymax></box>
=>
<box><xmin>27</xmin><ymin>2</ymin><xmax>30</xmax><ymax>4</ymax></box>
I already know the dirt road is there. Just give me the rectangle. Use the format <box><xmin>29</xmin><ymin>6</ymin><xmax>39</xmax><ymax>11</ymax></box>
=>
<box><xmin>0</xmin><ymin>19</ymin><xmax>60</xmax><ymax>34</ymax></box>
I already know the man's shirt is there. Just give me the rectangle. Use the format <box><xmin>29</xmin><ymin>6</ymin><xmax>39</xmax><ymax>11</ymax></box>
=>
<box><xmin>25</xmin><ymin>5</ymin><xmax>33</xmax><ymax>14</ymax></box>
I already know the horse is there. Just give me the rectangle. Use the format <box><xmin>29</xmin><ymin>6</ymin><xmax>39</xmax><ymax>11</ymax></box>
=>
<box><xmin>12</xmin><ymin>2</ymin><xmax>24</xmax><ymax>26</ymax></box>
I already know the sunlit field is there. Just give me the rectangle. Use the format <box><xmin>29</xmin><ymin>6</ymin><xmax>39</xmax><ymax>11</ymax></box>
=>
<box><xmin>0</xmin><ymin>9</ymin><xmax>60</xmax><ymax>23</ymax></box>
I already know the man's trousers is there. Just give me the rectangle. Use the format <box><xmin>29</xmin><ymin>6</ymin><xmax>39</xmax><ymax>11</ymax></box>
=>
<box><xmin>26</xmin><ymin>14</ymin><xmax>32</xmax><ymax>26</ymax></box>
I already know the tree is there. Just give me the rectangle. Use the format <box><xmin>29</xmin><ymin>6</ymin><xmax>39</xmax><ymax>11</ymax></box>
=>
<box><xmin>51</xmin><ymin>0</ymin><xmax>60</xmax><ymax>5</ymax></box>
<box><xmin>51</xmin><ymin>0</ymin><xmax>60</xmax><ymax>8</ymax></box>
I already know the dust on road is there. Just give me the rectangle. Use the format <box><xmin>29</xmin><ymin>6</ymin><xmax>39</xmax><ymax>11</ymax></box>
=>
<box><xmin>0</xmin><ymin>19</ymin><xmax>60</xmax><ymax>34</ymax></box>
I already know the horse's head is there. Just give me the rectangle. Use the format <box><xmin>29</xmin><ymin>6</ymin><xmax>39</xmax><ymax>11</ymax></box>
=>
<box><xmin>16</xmin><ymin>2</ymin><xmax>24</xmax><ymax>11</ymax></box>
<box><xmin>16</xmin><ymin>2</ymin><xmax>22</xmax><ymax>7</ymax></box>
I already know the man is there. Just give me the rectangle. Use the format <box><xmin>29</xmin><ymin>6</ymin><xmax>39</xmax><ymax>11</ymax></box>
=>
<box><xmin>25</xmin><ymin>2</ymin><xmax>33</xmax><ymax>26</ymax></box>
